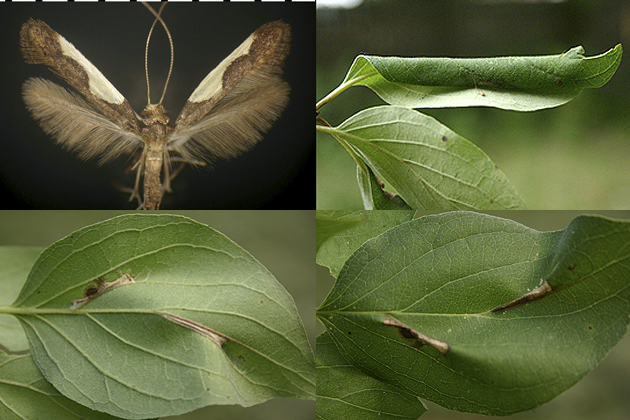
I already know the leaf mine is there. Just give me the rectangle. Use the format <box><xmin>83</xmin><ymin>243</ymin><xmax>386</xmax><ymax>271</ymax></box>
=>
<box><xmin>7</xmin><ymin>214</ymin><xmax>315</xmax><ymax>418</ymax></box>
<box><xmin>71</xmin><ymin>272</ymin><xmax>135</xmax><ymax>309</ymax></box>
<box><xmin>158</xmin><ymin>312</ymin><xmax>228</xmax><ymax>348</ymax></box>
<box><xmin>488</xmin><ymin>279</ymin><xmax>553</xmax><ymax>313</ymax></box>
<box><xmin>383</xmin><ymin>318</ymin><xmax>450</xmax><ymax>355</ymax></box>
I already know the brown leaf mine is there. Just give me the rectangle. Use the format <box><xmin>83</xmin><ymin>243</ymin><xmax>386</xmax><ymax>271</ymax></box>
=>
<box><xmin>383</xmin><ymin>318</ymin><xmax>450</xmax><ymax>355</ymax></box>
<box><xmin>158</xmin><ymin>312</ymin><xmax>228</xmax><ymax>348</ymax></box>
<box><xmin>489</xmin><ymin>279</ymin><xmax>553</xmax><ymax>313</ymax></box>
<box><xmin>71</xmin><ymin>273</ymin><xmax>135</xmax><ymax>309</ymax></box>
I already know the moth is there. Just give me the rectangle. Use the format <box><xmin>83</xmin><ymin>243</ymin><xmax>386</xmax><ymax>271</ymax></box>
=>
<box><xmin>20</xmin><ymin>4</ymin><xmax>291</xmax><ymax>209</ymax></box>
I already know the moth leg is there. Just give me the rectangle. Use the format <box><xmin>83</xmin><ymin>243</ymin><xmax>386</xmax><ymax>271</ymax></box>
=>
<box><xmin>168</xmin><ymin>156</ymin><xmax>206</xmax><ymax>166</ymax></box>
<box><xmin>113</xmin><ymin>183</ymin><xmax>143</xmax><ymax>209</ymax></box>
<box><xmin>129</xmin><ymin>150</ymin><xmax>146</xmax><ymax>208</ymax></box>
<box><xmin>165</xmin><ymin>163</ymin><xmax>185</xmax><ymax>191</ymax></box>
<box><xmin>163</xmin><ymin>153</ymin><xmax>207</xmax><ymax>190</ymax></box>
<box><xmin>162</xmin><ymin>152</ymin><xmax>172</xmax><ymax>194</ymax></box>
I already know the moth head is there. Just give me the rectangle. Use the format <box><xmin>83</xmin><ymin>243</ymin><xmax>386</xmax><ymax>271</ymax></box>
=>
<box><xmin>142</xmin><ymin>103</ymin><xmax>169</xmax><ymax>125</ymax></box>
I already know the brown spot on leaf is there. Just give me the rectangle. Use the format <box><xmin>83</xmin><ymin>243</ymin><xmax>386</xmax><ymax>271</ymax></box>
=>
<box><xmin>397</xmin><ymin>328</ymin><xmax>415</xmax><ymax>340</ymax></box>
<box><xmin>72</xmin><ymin>274</ymin><xmax>134</xmax><ymax>309</ymax></box>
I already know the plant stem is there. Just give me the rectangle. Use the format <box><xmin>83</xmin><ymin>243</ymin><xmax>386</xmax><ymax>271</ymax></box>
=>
<box><xmin>316</xmin><ymin>125</ymin><xmax>370</xmax><ymax>177</ymax></box>
<box><xmin>315</xmin><ymin>71</ymin><xmax>377</xmax><ymax>111</ymax></box>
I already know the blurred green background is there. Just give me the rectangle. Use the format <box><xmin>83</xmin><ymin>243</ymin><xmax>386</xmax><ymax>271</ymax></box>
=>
<box><xmin>317</xmin><ymin>0</ymin><xmax>630</xmax><ymax>209</ymax></box>
<box><xmin>0</xmin><ymin>211</ymin><xmax>315</xmax><ymax>420</ymax></box>
<box><xmin>316</xmin><ymin>210</ymin><xmax>630</xmax><ymax>420</ymax></box>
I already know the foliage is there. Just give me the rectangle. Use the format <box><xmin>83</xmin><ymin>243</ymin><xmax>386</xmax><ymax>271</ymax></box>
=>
<box><xmin>316</xmin><ymin>45</ymin><xmax>622</xmax><ymax>209</ymax></box>
<box><xmin>0</xmin><ymin>214</ymin><xmax>315</xmax><ymax>420</ymax></box>
<box><xmin>316</xmin><ymin>211</ymin><xmax>630</xmax><ymax>418</ymax></box>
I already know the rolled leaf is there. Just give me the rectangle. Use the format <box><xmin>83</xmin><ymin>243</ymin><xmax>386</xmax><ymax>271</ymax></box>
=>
<box><xmin>341</xmin><ymin>45</ymin><xmax>622</xmax><ymax>111</ymax></box>
<box><xmin>357</xmin><ymin>164</ymin><xmax>413</xmax><ymax>210</ymax></box>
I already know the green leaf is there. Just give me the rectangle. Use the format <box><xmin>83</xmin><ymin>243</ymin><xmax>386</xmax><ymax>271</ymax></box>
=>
<box><xmin>316</xmin><ymin>210</ymin><xmax>414</xmax><ymax>279</ymax></box>
<box><xmin>357</xmin><ymin>165</ymin><xmax>413</xmax><ymax>210</ymax></box>
<box><xmin>317</xmin><ymin>212</ymin><xmax>630</xmax><ymax>416</ymax></box>
<box><xmin>323</xmin><ymin>106</ymin><xmax>526</xmax><ymax>210</ymax></box>
<box><xmin>316</xmin><ymin>214</ymin><xmax>367</xmax><ymax>253</ymax></box>
<box><xmin>4</xmin><ymin>214</ymin><xmax>315</xmax><ymax>419</ymax></box>
<box><xmin>0</xmin><ymin>247</ymin><xmax>43</xmax><ymax>353</ymax></box>
<box><xmin>0</xmin><ymin>351</ymin><xmax>123</xmax><ymax>420</ymax></box>
<box><xmin>316</xmin><ymin>332</ymin><xmax>427</xmax><ymax>420</ymax></box>
<box><xmin>341</xmin><ymin>45</ymin><xmax>622</xmax><ymax>111</ymax></box>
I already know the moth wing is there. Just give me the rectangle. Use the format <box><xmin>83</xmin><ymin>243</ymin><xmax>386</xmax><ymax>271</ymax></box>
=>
<box><xmin>23</xmin><ymin>78</ymin><xmax>143</xmax><ymax>164</ymax></box>
<box><xmin>167</xmin><ymin>21</ymin><xmax>291</xmax><ymax>162</ymax></box>
<box><xmin>20</xmin><ymin>19</ymin><xmax>142</xmax><ymax>136</ymax></box>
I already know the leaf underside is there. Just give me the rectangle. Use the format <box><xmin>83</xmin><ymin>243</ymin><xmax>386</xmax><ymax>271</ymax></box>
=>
<box><xmin>316</xmin><ymin>332</ymin><xmax>427</xmax><ymax>420</ymax></box>
<box><xmin>357</xmin><ymin>164</ymin><xmax>413</xmax><ymax>210</ymax></box>
<box><xmin>9</xmin><ymin>214</ymin><xmax>315</xmax><ymax>419</ymax></box>
<box><xmin>317</xmin><ymin>212</ymin><xmax>630</xmax><ymax>416</ymax></box>
<box><xmin>0</xmin><ymin>351</ymin><xmax>122</xmax><ymax>420</ymax></box>
<box><xmin>316</xmin><ymin>210</ymin><xmax>415</xmax><ymax>279</ymax></box>
<box><xmin>333</xmin><ymin>106</ymin><xmax>526</xmax><ymax>210</ymax></box>
<box><xmin>0</xmin><ymin>247</ymin><xmax>42</xmax><ymax>353</ymax></box>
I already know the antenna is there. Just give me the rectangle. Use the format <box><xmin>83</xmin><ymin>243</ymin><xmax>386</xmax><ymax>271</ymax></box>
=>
<box><xmin>142</xmin><ymin>2</ymin><xmax>174</xmax><ymax>105</ymax></box>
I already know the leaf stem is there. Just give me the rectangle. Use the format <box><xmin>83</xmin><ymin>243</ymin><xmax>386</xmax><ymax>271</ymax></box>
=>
<box><xmin>316</xmin><ymin>125</ymin><xmax>370</xmax><ymax>177</ymax></box>
<box><xmin>315</xmin><ymin>71</ymin><xmax>378</xmax><ymax>112</ymax></box>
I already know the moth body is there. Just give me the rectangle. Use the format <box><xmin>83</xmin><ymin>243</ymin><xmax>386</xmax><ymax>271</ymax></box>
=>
<box><xmin>20</xmin><ymin>9</ymin><xmax>291</xmax><ymax>209</ymax></box>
